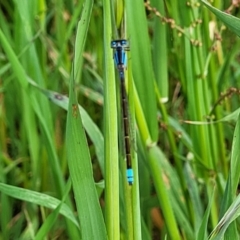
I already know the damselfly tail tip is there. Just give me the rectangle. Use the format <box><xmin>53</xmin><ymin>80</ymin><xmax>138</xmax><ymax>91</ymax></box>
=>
<box><xmin>126</xmin><ymin>168</ymin><xmax>134</xmax><ymax>185</ymax></box>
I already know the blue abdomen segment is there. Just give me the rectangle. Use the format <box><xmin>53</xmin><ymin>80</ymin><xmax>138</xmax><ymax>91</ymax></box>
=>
<box><xmin>126</xmin><ymin>168</ymin><xmax>134</xmax><ymax>185</ymax></box>
<box><xmin>113</xmin><ymin>49</ymin><xmax>127</xmax><ymax>68</ymax></box>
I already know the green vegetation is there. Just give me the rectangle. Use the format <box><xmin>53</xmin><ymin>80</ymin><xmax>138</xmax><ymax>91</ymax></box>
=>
<box><xmin>1</xmin><ymin>0</ymin><xmax>240</xmax><ymax>239</ymax></box>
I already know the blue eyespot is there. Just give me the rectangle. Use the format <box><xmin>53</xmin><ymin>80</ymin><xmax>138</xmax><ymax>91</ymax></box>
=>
<box><xmin>111</xmin><ymin>41</ymin><xmax>116</xmax><ymax>47</ymax></box>
<box><xmin>111</xmin><ymin>39</ymin><xmax>129</xmax><ymax>49</ymax></box>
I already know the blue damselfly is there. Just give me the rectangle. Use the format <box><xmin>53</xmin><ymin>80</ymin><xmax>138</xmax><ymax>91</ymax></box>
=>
<box><xmin>111</xmin><ymin>39</ymin><xmax>134</xmax><ymax>185</ymax></box>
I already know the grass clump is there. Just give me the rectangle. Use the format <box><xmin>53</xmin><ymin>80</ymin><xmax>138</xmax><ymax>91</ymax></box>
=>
<box><xmin>1</xmin><ymin>0</ymin><xmax>240</xmax><ymax>239</ymax></box>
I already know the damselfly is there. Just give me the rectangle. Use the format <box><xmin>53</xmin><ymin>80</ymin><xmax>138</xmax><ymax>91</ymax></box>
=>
<box><xmin>111</xmin><ymin>39</ymin><xmax>134</xmax><ymax>185</ymax></box>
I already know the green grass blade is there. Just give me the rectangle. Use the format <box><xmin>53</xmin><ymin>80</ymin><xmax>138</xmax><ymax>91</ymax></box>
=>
<box><xmin>66</xmin><ymin>69</ymin><xmax>107</xmax><ymax>239</ymax></box>
<box><xmin>208</xmin><ymin>114</ymin><xmax>240</xmax><ymax>239</ymax></box>
<box><xmin>74</xmin><ymin>0</ymin><xmax>93</xmax><ymax>82</ymax></box>
<box><xmin>35</xmin><ymin>203</ymin><xmax>63</xmax><ymax>240</ymax></box>
<box><xmin>152</xmin><ymin>0</ymin><xmax>168</xmax><ymax>102</ymax></box>
<box><xmin>229</xmin><ymin>114</ymin><xmax>240</xmax><ymax>195</ymax></box>
<box><xmin>31</xmin><ymin>85</ymin><xmax>105</xmax><ymax>177</ymax></box>
<box><xmin>128</xmin><ymin>65</ymin><xmax>142</xmax><ymax>239</ymax></box>
<box><xmin>202</xmin><ymin>0</ymin><xmax>240</xmax><ymax>38</ymax></box>
<box><xmin>197</xmin><ymin>186</ymin><xmax>215</xmax><ymax>240</ymax></box>
<box><xmin>157</xmin><ymin>150</ymin><xmax>194</xmax><ymax>239</ymax></box>
<box><xmin>209</xmin><ymin>194</ymin><xmax>240</xmax><ymax>240</ymax></box>
<box><xmin>67</xmin><ymin>1</ymin><xmax>107</xmax><ymax>238</ymax></box>
<box><xmin>0</xmin><ymin>183</ymin><xmax>79</xmax><ymax>228</ymax></box>
<box><xmin>0</xmin><ymin>28</ymin><xmax>28</xmax><ymax>89</ymax></box>
<box><xmin>34</xmin><ymin>180</ymin><xmax>72</xmax><ymax>240</ymax></box>
<box><xmin>126</xmin><ymin>0</ymin><xmax>158</xmax><ymax>141</ymax></box>
<box><xmin>215</xmin><ymin>113</ymin><xmax>240</xmax><ymax>239</ymax></box>
<box><xmin>103</xmin><ymin>0</ymin><xmax>120</xmax><ymax>239</ymax></box>
<box><xmin>184</xmin><ymin>163</ymin><xmax>204</xmax><ymax>233</ymax></box>
<box><xmin>148</xmin><ymin>146</ymin><xmax>181</xmax><ymax>240</ymax></box>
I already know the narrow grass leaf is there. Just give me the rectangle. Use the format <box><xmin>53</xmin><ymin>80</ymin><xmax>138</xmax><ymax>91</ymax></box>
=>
<box><xmin>197</xmin><ymin>185</ymin><xmax>215</xmax><ymax>240</ymax></box>
<box><xmin>183</xmin><ymin>107</ymin><xmax>240</xmax><ymax>125</ymax></box>
<box><xmin>103</xmin><ymin>0</ymin><xmax>120</xmax><ymax>239</ymax></box>
<box><xmin>148</xmin><ymin>146</ymin><xmax>181</xmax><ymax>240</ymax></box>
<box><xmin>217</xmin><ymin>114</ymin><xmax>240</xmax><ymax>238</ymax></box>
<box><xmin>202</xmin><ymin>1</ymin><xmax>240</xmax><ymax>38</ymax></box>
<box><xmin>0</xmin><ymin>183</ymin><xmax>79</xmax><ymax>228</ymax></box>
<box><xmin>218</xmin><ymin>176</ymin><xmax>238</xmax><ymax>240</ymax></box>
<box><xmin>35</xmin><ymin>203</ymin><xmax>62</xmax><ymax>240</ymax></box>
<box><xmin>229</xmin><ymin>114</ymin><xmax>240</xmax><ymax>195</ymax></box>
<box><xmin>133</xmin><ymin>80</ymin><xmax>152</xmax><ymax>144</ymax></box>
<box><xmin>141</xmin><ymin>217</ymin><xmax>152</xmax><ymax>240</ymax></box>
<box><xmin>0</xmin><ymin>28</ymin><xmax>28</xmax><ymax>89</ymax></box>
<box><xmin>74</xmin><ymin>0</ymin><xmax>93</xmax><ymax>81</ymax></box>
<box><xmin>126</xmin><ymin>0</ymin><xmax>158</xmax><ymax>141</ymax></box>
<box><xmin>152</xmin><ymin>0</ymin><xmax>168</xmax><ymax>102</ymax></box>
<box><xmin>79</xmin><ymin>85</ymin><xmax>103</xmax><ymax>105</ymax></box>
<box><xmin>209</xmin><ymin>194</ymin><xmax>240</xmax><ymax>240</ymax></box>
<box><xmin>66</xmin><ymin>5</ymin><xmax>107</xmax><ymax>238</ymax></box>
<box><xmin>184</xmin><ymin>162</ymin><xmax>204</xmax><ymax>232</ymax></box>
<box><xmin>158</xmin><ymin>150</ymin><xmax>194</xmax><ymax>239</ymax></box>
<box><xmin>220</xmin><ymin>176</ymin><xmax>233</xmax><ymax>220</ymax></box>
<box><xmin>34</xmin><ymin>180</ymin><xmax>72</xmax><ymax>240</ymax></box>
<box><xmin>208</xmin><ymin>115</ymin><xmax>240</xmax><ymax>239</ymax></box>
<box><xmin>66</xmin><ymin>69</ymin><xmax>107</xmax><ymax>239</ymax></box>
<box><xmin>32</xmin><ymin>85</ymin><xmax>105</xmax><ymax>177</ymax></box>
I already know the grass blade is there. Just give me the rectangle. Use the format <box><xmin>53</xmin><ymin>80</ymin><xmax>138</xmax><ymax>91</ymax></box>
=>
<box><xmin>65</xmin><ymin>1</ymin><xmax>107</xmax><ymax>238</ymax></box>
<box><xmin>66</xmin><ymin>68</ymin><xmax>107</xmax><ymax>239</ymax></box>
<box><xmin>34</xmin><ymin>180</ymin><xmax>72</xmax><ymax>240</ymax></box>
<box><xmin>229</xmin><ymin>114</ymin><xmax>240</xmax><ymax>195</ymax></box>
<box><xmin>31</xmin><ymin>85</ymin><xmax>105</xmax><ymax>177</ymax></box>
<box><xmin>197</xmin><ymin>186</ymin><xmax>215</xmax><ymax>240</ymax></box>
<box><xmin>148</xmin><ymin>146</ymin><xmax>181</xmax><ymax>240</ymax></box>
<box><xmin>202</xmin><ymin>0</ymin><xmax>240</xmax><ymax>37</ymax></box>
<box><xmin>209</xmin><ymin>195</ymin><xmax>240</xmax><ymax>240</ymax></box>
<box><xmin>103</xmin><ymin>0</ymin><xmax>120</xmax><ymax>239</ymax></box>
<box><xmin>126</xmin><ymin>0</ymin><xmax>158</xmax><ymax>141</ymax></box>
<box><xmin>0</xmin><ymin>183</ymin><xmax>79</xmax><ymax>228</ymax></box>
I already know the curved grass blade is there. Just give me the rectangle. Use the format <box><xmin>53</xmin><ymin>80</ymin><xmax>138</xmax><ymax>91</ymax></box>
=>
<box><xmin>209</xmin><ymin>194</ymin><xmax>240</xmax><ymax>240</ymax></box>
<box><xmin>183</xmin><ymin>106</ymin><xmax>240</xmax><ymax>125</ymax></box>
<box><xmin>208</xmin><ymin>114</ymin><xmax>240</xmax><ymax>239</ymax></box>
<box><xmin>79</xmin><ymin>85</ymin><xmax>103</xmax><ymax>106</ymax></box>
<box><xmin>202</xmin><ymin>0</ymin><xmax>240</xmax><ymax>38</ymax></box>
<box><xmin>34</xmin><ymin>180</ymin><xmax>72</xmax><ymax>240</ymax></box>
<box><xmin>35</xmin><ymin>203</ymin><xmax>62</xmax><ymax>240</ymax></box>
<box><xmin>0</xmin><ymin>183</ymin><xmax>79</xmax><ymax>228</ymax></box>
<box><xmin>31</xmin><ymin>84</ymin><xmax>105</xmax><ymax>177</ymax></box>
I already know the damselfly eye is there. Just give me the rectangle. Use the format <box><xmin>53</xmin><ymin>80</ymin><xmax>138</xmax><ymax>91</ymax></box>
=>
<box><xmin>111</xmin><ymin>41</ymin><xmax>116</xmax><ymax>47</ymax></box>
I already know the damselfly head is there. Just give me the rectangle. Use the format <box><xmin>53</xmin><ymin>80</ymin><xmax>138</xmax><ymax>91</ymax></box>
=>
<box><xmin>111</xmin><ymin>39</ymin><xmax>129</xmax><ymax>49</ymax></box>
